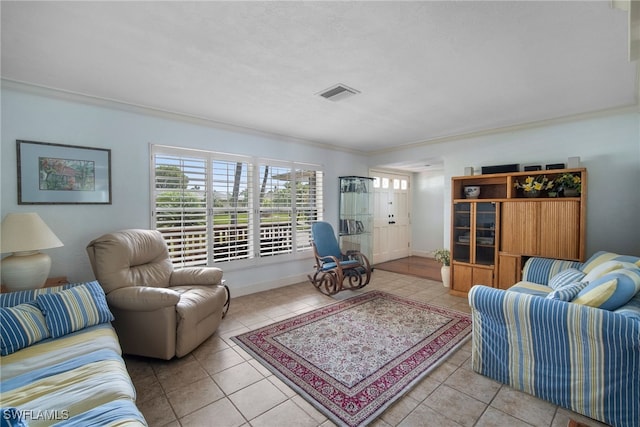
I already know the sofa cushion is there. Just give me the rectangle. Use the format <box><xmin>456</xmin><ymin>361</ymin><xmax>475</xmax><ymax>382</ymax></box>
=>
<box><xmin>614</xmin><ymin>293</ymin><xmax>640</xmax><ymax>322</ymax></box>
<box><xmin>521</xmin><ymin>258</ymin><xmax>582</xmax><ymax>286</ymax></box>
<box><xmin>0</xmin><ymin>283</ymin><xmax>82</xmax><ymax>308</ymax></box>
<box><xmin>507</xmin><ymin>281</ymin><xmax>553</xmax><ymax>297</ymax></box>
<box><xmin>0</xmin><ymin>303</ymin><xmax>50</xmax><ymax>356</ymax></box>
<box><xmin>548</xmin><ymin>268</ymin><xmax>585</xmax><ymax>290</ymax></box>
<box><xmin>36</xmin><ymin>281</ymin><xmax>114</xmax><ymax>338</ymax></box>
<box><xmin>612</xmin><ymin>255</ymin><xmax>640</xmax><ymax>266</ymax></box>
<box><xmin>582</xmin><ymin>260</ymin><xmax>637</xmax><ymax>283</ymax></box>
<box><xmin>546</xmin><ymin>281</ymin><xmax>589</xmax><ymax>302</ymax></box>
<box><xmin>572</xmin><ymin>268</ymin><xmax>640</xmax><ymax>310</ymax></box>
<box><xmin>581</xmin><ymin>251</ymin><xmax>618</xmax><ymax>273</ymax></box>
<box><xmin>581</xmin><ymin>251</ymin><xmax>640</xmax><ymax>274</ymax></box>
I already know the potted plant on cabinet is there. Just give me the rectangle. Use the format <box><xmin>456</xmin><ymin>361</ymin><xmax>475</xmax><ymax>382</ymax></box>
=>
<box><xmin>555</xmin><ymin>173</ymin><xmax>582</xmax><ymax>197</ymax></box>
<box><xmin>434</xmin><ymin>249</ymin><xmax>451</xmax><ymax>287</ymax></box>
<box><xmin>513</xmin><ymin>175</ymin><xmax>554</xmax><ymax>198</ymax></box>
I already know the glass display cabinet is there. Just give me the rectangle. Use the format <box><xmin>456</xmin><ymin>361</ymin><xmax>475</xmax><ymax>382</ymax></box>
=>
<box><xmin>450</xmin><ymin>201</ymin><xmax>498</xmax><ymax>296</ymax></box>
<box><xmin>339</xmin><ymin>176</ymin><xmax>374</xmax><ymax>262</ymax></box>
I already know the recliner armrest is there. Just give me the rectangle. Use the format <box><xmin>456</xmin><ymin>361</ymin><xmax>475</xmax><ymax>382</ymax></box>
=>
<box><xmin>170</xmin><ymin>267</ymin><xmax>223</xmax><ymax>286</ymax></box>
<box><xmin>106</xmin><ymin>286</ymin><xmax>180</xmax><ymax>311</ymax></box>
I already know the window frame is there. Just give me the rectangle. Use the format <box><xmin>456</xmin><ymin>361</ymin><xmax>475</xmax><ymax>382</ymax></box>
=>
<box><xmin>150</xmin><ymin>144</ymin><xmax>323</xmax><ymax>269</ymax></box>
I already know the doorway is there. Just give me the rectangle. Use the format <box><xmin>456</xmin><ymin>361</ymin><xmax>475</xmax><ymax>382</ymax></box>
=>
<box><xmin>371</xmin><ymin>171</ymin><xmax>411</xmax><ymax>264</ymax></box>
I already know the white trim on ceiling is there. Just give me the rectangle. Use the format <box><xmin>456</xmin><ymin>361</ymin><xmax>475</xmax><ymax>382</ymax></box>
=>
<box><xmin>369</xmin><ymin>103</ymin><xmax>640</xmax><ymax>157</ymax></box>
<box><xmin>0</xmin><ymin>78</ymin><xmax>363</xmax><ymax>156</ymax></box>
<box><xmin>2</xmin><ymin>78</ymin><xmax>638</xmax><ymax>160</ymax></box>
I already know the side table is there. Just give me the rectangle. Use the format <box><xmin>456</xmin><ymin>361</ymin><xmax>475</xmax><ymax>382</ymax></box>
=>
<box><xmin>0</xmin><ymin>276</ymin><xmax>68</xmax><ymax>293</ymax></box>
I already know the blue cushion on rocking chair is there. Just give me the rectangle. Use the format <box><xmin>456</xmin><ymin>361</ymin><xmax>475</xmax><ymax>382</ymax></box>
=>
<box><xmin>321</xmin><ymin>260</ymin><xmax>361</xmax><ymax>271</ymax></box>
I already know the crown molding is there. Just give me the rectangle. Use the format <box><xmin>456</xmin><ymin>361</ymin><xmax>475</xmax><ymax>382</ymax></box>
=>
<box><xmin>0</xmin><ymin>78</ymin><xmax>364</xmax><ymax>156</ymax></box>
<box><xmin>369</xmin><ymin>103</ymin><xmax>640</xmax><ymax>157</ymax></box>
<box><xmin>3</xmin><ymin>78</ymin><xmax>637</xmax><ymax>159</ymax></box>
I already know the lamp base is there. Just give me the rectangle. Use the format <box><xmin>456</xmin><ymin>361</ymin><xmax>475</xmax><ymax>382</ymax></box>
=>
<box><xmin>1</xmin><ymin>251</ymin><xmax>51</xmax><ymax>291</ymax></box>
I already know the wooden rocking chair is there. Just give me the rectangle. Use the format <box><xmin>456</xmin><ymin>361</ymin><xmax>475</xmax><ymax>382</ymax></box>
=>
<box><xmin>307</xmin><ymin>221</ymin><xmax>372</xmax><ymax>295</ymax></box>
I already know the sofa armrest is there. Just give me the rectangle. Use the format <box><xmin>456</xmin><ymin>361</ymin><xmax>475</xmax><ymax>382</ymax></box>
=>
<box><xmin>468</xmin><ymin>285</ymin><xmax>640</xmax><ymax>427</ymax></box>
<box><xmin>106</xmin><ymin>286</ymin><xmax>180</xmax><ymax>311</ymax></box>
<box><xmin>521</xmin><ymin>257</ymin><xmax>583</xmax><ymax>285</ymax></box>
<box><xmin>169</xmin><ymin>267</ymin><xmax>223</xmax><ymax>286</ymax></box>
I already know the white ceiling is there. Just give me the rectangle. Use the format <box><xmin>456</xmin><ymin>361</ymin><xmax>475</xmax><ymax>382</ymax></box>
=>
<box><xmin>1</xmin><ymin>1</ymin><xmax>637</xmax><ymax>156</ymax></box>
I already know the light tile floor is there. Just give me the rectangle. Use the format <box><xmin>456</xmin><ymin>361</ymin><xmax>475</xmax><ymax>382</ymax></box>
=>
<box><xmin>124</xmin><ymin>270</ymin><xmax>610</xmax><ymax>427</ymax></box>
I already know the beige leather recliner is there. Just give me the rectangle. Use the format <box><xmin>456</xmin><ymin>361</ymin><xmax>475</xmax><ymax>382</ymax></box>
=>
<box><xmin>86</xmin><ymin>229</ymin><xmax>229</xmax><ymax>360</ymax></box>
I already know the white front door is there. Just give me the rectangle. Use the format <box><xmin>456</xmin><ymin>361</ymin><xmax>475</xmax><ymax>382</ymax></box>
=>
<box><xmin>372</xmin><ymin>172</ymin><xmax>410</xmax><ymax>264</ymax></box>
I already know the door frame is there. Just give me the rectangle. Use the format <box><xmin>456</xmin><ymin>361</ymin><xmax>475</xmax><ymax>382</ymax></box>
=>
<box><xmin>369</xmin><ymin>169</ymin><xmax>412</xmax><ymax>264</ymax></box>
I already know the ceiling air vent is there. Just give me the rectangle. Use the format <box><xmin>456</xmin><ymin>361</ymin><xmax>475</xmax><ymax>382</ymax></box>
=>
<box><xmin>317</xmin><ymin>84</ymin><xmax>360</xmax><ymax>101</ymax></box>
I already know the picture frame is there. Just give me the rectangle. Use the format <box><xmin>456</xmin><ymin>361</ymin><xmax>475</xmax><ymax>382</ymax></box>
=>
<box><xmin>17</xmin><ymin>140</ymin><xmax>112</xmax><ymax>205</ymax></box>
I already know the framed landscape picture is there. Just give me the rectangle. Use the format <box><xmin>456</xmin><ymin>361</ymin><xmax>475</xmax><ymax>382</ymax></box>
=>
<box><xmin>17</xmin><ymin>140</ymin><xmax>112</xmax><ymax>204</ymax></box>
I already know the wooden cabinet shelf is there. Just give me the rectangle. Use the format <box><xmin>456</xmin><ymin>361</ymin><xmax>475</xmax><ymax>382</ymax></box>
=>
<box><xmin>452</xmin><ymin>168</ymin><xmax>586</xmax><ymax>201</ymax></box>
<box><xmin>450</xmin><ymin>168</ymin><xmax>586</xmax><ymax>296</ymax></box>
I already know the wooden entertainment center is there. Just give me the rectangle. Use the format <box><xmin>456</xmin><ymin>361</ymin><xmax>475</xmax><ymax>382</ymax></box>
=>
<box><xmin>449</xmin><ymin>168</ymin><xmax>587</xmax><ymax>297</ymax></box>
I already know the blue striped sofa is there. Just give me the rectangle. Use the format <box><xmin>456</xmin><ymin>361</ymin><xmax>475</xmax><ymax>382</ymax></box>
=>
<box><xmin>0</xmin><ymin>282</ymin><xmax>147</xmax><ymax>426</ymax></box>
<box><xmin>469</xmin><ymin>252</ymin><xmax>640</xmax><ymax>427</ymax></box>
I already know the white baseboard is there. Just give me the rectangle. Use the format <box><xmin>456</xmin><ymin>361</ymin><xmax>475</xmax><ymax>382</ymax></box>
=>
<box><xmin>230</xmin><ymin>273</ymin><xmax>310</xmax><ymax>297</ymax></box>
<box><xmin>410</xmin><ymin>250</ymin><xmax>435</xmax><ymax>259</ymax></box>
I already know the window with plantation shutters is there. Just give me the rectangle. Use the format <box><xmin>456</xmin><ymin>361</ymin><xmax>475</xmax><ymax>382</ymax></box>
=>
<box><xmin>294</xmin><ymin>167</ymin><xmax>323</xmax><ymax>252</ymax></box>
<box><xmin>257</xmin><ymin>163</ymin><xmax>324</xmax><ymax>257</ymax></box>
<box><xmin>153</xmin><ymin>154</ymin><xmax>208</xmax><ymax>267</ymax></box>
<box><xmin>211</xmin><ymin>159</ymin><xmax>253</xmax><ymax>262</ymax></box>
<box><xmin>151</xmin><ymin>145</ymin><xmax>322</xmax><ymax>267</ymax></box>
<box><xmin>259</xmin><ymin>164</ymin><xmax>293</xmax><ymax>257</ymax></box>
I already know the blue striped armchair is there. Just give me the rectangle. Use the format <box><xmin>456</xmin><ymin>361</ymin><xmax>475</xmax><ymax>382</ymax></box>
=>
<box><xmin>469</xmin><ymin>252</ymin><xmax>640</xmax><ymax>427</ymax></box>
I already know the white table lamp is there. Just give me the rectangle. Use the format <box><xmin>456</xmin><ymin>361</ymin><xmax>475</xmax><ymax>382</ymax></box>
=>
<box><xmin>1</xmin><ymin>213</ymin><xmax>64</xmax><ymax>291</ymax></box>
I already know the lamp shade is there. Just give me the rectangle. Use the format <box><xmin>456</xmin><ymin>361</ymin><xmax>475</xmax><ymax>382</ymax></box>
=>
<box><xmin>1</xmin><ymin>213</ymin><xmax>64</xmax><ymax>254</ymax></box>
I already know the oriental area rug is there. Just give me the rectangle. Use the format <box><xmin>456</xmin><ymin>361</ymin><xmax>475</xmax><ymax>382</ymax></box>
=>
<box><xmin>231</xmin><ymin>291</ymin><xmax>472</xmax><ymax>427</ymax></box>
